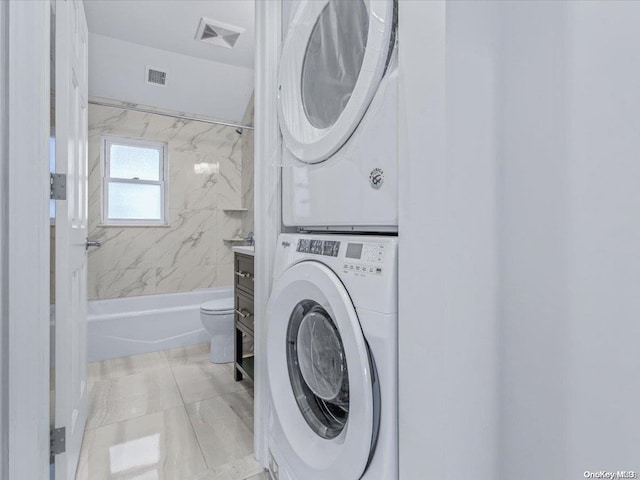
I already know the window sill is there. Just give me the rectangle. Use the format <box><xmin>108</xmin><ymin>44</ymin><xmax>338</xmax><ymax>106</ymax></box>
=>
<box><xmin>97</xmin><ymin>223</ymin><xmax>170</xmax><ymax>228</ymax></box>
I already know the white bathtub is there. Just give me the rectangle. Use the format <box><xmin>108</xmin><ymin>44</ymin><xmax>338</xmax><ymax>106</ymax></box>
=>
<box><xmin>87</xmin><ymin>287</ymin><xmax>232</xmax><ymax>362</ymax></box>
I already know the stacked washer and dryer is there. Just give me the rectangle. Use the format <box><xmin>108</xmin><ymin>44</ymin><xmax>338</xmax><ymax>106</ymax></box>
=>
<box><xmin>265</xmin><ymin>1</ymin><xmax>399</xmax><ymax>479</ymax></box>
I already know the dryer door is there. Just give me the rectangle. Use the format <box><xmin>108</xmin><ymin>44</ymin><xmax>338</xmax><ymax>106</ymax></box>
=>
<box><xmin>278</xmin><ymin>0</ymin><xmax>396</xmax><ymax>164</ymax></box>
<box><xmin>266</xmin><ymin>261</ymin><xmax>377</xmax><ymax>480</ymax></box>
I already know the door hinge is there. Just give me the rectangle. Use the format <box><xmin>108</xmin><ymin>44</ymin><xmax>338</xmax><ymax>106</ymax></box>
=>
<box><xmin>50</xmin><ymin>173</ymin><xmax>67</xmax><ymax>200</ymax></box>
<box><xmin>50</xmin><ymin>426</ymin><xmax>66</xmax><ymax>457</ymax></box>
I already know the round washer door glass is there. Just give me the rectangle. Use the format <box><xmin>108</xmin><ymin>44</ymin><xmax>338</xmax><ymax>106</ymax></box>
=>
<box><xmin>265</xmin><ymin>260</ymin><xmax>377</xmax><ymax>479</ymax></box>
<box><xmin>301</xmin><ymin>0</ymin><xmax>369</xmax><ymax>129</ymax></box>
<box><xmin>287</xmin><ymin>300</ymin><xmax>349</xmax><ymax>439</ymax></box>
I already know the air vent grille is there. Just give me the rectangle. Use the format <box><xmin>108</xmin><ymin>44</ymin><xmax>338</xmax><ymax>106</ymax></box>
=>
<box><xmin>202</xmin><ymin>25</ymin><xmax>219</xmax><ymax>40</ymax></box>
<box><xmin>195</xmin><ymin>17</ymin><xmax>244</xmax><ymax>49</ymax></box>
<box><xmin>145</xmin><ymin>67</ymin><xmax>167</xmax><ymax>87</ymax></box>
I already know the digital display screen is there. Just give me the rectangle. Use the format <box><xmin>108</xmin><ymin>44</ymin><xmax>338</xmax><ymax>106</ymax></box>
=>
<box><xmin>346</xmin><ymin>243</ymin><xmax>363</xmax><ymax>259</ymax></box>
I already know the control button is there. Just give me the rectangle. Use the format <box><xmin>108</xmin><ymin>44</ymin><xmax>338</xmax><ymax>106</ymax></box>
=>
<box><xmin>343</xmin><ymin>264</ymin><xmax>348</xmax><ymax>269</ymax></box>
<box><xmin>356</xmin><ymin>266</ymin><xmax>361</xmax><ymax>271</ymax></box>
<box><xmin>376</xmin><ymin>267</ymin><xmax>382</xmax><ymax>274</ymax></box>
<box><xmin>349</xmin><ymin>265</ymin><xmax>354</xmax><ymax>270</ymax></box>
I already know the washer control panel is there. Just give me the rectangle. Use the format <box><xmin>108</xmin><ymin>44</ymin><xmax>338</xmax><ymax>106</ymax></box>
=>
<box><xmin>293</xmin><ymin>237</ymin><xmax>388</xmax><ymax>278</ymax></box>
<box><xmin>278</xmin><ymin>234</ymin><xmax>397</xmax><ymax>314</ymax></box>
<box><xmin>342</xmin><ymin>241</ymin><xmax>386</xmax><ymax>277</ymax></box>
<box><xmin>296</xmin><ymin>238</ymin><xmax>340</xmax><ymax>257</ymax></box>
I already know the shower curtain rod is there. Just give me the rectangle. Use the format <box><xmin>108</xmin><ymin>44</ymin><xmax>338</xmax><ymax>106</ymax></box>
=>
<box><xmin>88</xmin><ymin>99</ymin><xmax>255</xmax><ymax>131</ymax></box>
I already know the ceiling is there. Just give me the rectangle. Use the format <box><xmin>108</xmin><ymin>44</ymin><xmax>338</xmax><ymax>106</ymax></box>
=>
<box><xmin>83</xmin><ymin>0</ymin><xmax>255</xmax><ymax>70</ymax></box>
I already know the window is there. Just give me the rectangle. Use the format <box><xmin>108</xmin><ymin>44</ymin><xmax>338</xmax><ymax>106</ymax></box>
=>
<box><xmin>101</xmin><ymin>137</ymin><xmax>168</xmax><ymax>226</ymax></box>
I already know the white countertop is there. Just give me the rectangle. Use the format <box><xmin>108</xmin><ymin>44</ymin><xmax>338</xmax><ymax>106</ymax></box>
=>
<box><xmin>232</xmin><ymin>245</ymin><xmax>255</xmax><ymax>257</ymax></box>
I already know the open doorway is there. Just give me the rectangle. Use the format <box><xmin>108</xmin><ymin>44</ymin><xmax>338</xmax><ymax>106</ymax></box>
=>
<box><xmin>50</xmin><ymin>1</ymin><xmax>260</xmax><ymax>479</ymax></box>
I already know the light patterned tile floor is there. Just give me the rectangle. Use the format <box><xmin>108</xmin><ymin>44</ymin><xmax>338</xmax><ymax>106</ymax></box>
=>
<box><xmin>76</xmin><ymin>344</ymin><xmax>265</xmax><ymax>480</ymax></box>
<box><xmin>87</xmin><ymin>351</ymin><xmax>170</xmax><ymax>382</ymax></box>
<box><xmin>86</xmin><ymin>367</ymin><xmax>183</xmax><ymax>429</ymax></box>
<box><xmin>244</xmin><ymin>473</ymin><xmax>270</xmax><ymax>480</ymax></box>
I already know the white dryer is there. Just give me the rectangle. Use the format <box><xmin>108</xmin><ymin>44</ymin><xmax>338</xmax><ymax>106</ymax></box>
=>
<box><xmin>266</xmin><ymin>233</ymin><xmax>398</xmax><ymax>480</ymax></box>
<box><xmin>279</xmin><ymin>0</ymin><xmax>398</xmax><ymax>231</ymax></box>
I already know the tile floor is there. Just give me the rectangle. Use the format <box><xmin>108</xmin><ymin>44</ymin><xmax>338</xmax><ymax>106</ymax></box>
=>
<box><xmin>75</xmin><ymin>344</ymin><xmax>269</xmax><ymax>480</ymax></box>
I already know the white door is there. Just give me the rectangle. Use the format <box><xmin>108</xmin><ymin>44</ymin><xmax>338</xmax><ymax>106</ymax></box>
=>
<box><xmin>266</xmin><ymin>261</ymin><xmax>377</xmax><ymax>480</ymax></box>
<box><xmin>54</xmin><ymin>0</ymin><xmax>89</xmax><ymax>478</ymax></box>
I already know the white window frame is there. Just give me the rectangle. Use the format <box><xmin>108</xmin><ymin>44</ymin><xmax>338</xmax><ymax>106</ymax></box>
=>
<box><xmin>101</xmin><ymin>136</ymin><xmax>168</xmax><ymax>226</ymax></box>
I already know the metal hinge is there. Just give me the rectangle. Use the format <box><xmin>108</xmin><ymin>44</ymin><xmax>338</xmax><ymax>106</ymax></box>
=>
<box><xmin>50</xmin><ymin>426</ymin><xmax>66</xmax><ymax>457</ymax></box>
<box><xmin>50</xmin><ymin>173</ymin><xmax>67</xmax><ymax>200</ymax></box>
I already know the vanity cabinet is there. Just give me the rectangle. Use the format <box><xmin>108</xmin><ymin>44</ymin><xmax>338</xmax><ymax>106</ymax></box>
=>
<box><xmin>234</xmin><ymin>252</ymin><xmax>254</xmax><ymax>381</ymax></box>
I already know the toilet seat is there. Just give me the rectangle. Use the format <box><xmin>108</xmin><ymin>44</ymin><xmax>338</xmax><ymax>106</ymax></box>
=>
<box><xmin>201</xmin><ymin>298</ymin><xmax>234</xmax><ymax>314</ymax></box>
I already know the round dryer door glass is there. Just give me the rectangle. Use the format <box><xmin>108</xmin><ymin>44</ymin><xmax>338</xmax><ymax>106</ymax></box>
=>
<box><xmin>278</xmin><ymin>0</ymin><xmax>396</xmax><ymax>163</ymax></box>
<box><xmin>286</xmin><ymin>300</ymin><xmax>349</xmax><ymax>439</ymax></box>
<box><xmin>301</xmin><ymin>0</ymin><xmax>369</xmax><ymax>129</ymax></box>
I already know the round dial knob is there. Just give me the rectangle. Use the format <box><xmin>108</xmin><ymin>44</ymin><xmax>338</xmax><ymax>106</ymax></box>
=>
<box><xmin>369</xmin><ymin>168</ymin><xmax>384</xmax><ymax>189</ymax></box>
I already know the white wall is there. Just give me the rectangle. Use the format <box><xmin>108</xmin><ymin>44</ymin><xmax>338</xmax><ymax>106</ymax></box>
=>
<box><xmin>88</xmin><ymin>33</ymin><xmax>254</xmax><ymax>122</ymax></box>
<box><xmin>444</xmin><ymin>2</ymin><xmax>501</xmax><ymax>476</ymax></box>
<box><xmin>0</xmin><ymin>0</ymin><xmax>8</xmax><ymax>475</ymax></box>
<box><xmin>500</xmin><ymin>1</ymin><xmax>640</xmax><ymax>477</ymax></box>
<box><xmin>398</xmin><ymin>2</ymin><xmax>447</xmax><ymax>476</ymax></box>
<box><xmin>499</xmin><ymin>2</ymin><xmax>571</xmax><ymax>477</ymax></box>
<box><xmin>401</xmin><ymin>1</ymin><xmax>640</xmax><ymax>478</ymax></box>
<box><xmin>399</xmin><ymin>0</ymin><xmax>500</xmax><ymax>478</ymax></box>
<box><xmin>564</xmin><ymin>3</ymin><xmax>640</xmax><ymax>472</ymax></box>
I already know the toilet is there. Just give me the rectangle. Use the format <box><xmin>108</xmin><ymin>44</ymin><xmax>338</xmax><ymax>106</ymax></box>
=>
<box><xmin>200</xmin><ymin>297</ymin><xmax>235</xmax><ymax>363</ymax></box>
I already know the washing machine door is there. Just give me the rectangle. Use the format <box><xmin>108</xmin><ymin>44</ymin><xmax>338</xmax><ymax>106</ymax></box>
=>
<box><xmin>266</xmin><ymin>261</ymin><xmax>376</xmax><ymax>480</ymax></box>
<box><xmin>278</xmin><ymin>0</ymin><xmax>396</xmax><ymax>164</ymax></box>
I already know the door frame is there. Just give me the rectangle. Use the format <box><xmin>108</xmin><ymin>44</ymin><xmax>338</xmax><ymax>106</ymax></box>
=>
<box><xmin>0</xmin><ymin>1</ymin><xmax>51</xmax><ymax>479</ymax></box>
<box><xmin>397</xmin><ymin>1</ymin><xmax>448</xmax><ymax>478</ymax></box>
<box><xmin>254</xmin><ymin>0</ymin><xmax>282</xmax><ymax>467</ymax></box>
<box><xmin>0</xmin><ymin>0</ymin><xmax>284</xmax><ymax>476</ymax></box>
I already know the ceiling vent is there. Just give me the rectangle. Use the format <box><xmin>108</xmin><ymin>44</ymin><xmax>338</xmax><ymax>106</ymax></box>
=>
<box><xmin>195</xmin><ymin>17</ymin><xmax>244</xmax><ymax>49</ymax></box>
<box><xmin>145</xmin><ymin>66</ymin><xmax>167</xmax><ymax>87</ymax></box>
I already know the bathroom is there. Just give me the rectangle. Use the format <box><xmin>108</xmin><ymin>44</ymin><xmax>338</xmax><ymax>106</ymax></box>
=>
<box><xmin>4</xmin><ymin>1</ymin><xmax>640</xmax><ymax>480</ymax></box>
<box><xmin>50</xmin><ymin>1</ymin><xmax>263</xmax><ymax>478</ymax></box>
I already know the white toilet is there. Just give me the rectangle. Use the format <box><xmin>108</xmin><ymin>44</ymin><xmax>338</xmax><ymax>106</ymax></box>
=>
<box><xmin>200</xmin><ymin>297</ymin><xmax>235</xmax><ymax>363</ymax></box>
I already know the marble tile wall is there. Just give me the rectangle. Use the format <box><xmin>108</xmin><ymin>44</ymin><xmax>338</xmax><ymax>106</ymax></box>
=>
<box><xmin>240</xmin><ymin>94</ymin><xmax>254</xmax><ymax>237</ymax></box>
<box><xmin>87</xmin><ymin>101</ymin><xmax>249</xmax><ymax>299</ymax></box>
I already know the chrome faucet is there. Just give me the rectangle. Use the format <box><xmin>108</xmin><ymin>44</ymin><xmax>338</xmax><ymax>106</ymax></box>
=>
<box><xmin>244</xmin><ymin>231</ymin><xmax>255</xmax><ymax>246</ymax></box>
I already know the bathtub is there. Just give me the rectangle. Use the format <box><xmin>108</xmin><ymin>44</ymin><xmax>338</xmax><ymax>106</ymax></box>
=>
<box><xmin>87</xmin><ymin>287</ymin><xmax>232</xmax><ymax>362</ymax></box>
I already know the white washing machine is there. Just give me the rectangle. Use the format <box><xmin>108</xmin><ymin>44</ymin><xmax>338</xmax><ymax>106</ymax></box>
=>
<box><xmin>266</xmin><ymin>233</ymin><xmax>398</xmax><ymax>480</ymax></box>
<box><xmin>279</xmin><ymin>0</ymin><xmax>398</xmax><ymax>231</ymax></box>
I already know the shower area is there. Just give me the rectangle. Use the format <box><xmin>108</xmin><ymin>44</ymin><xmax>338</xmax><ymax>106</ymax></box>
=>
<box><xmin>63</xmin><ymin>95</ymin><xmax>254</xmax><ymax>362</ymax></box>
